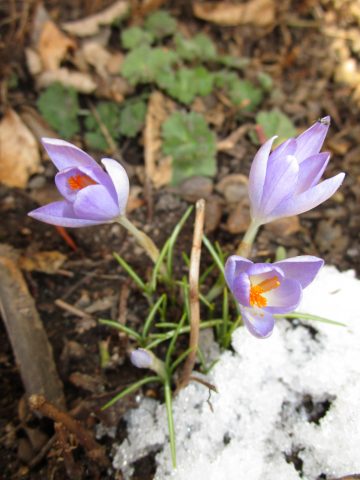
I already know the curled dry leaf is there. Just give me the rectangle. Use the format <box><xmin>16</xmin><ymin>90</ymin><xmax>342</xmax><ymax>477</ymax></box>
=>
<box><xmin>37</xmin><ymin>20</ymin><xmax>76</xmax><ymax>71</ymax></box>
<box><xmin>62</xmin><ymin>0</ymin><xmax>129</xmax><ymax>37</ymax></box>
<box><xmin>37</xmin><ymin>68</ymin><xmax>97</xmax><ymax>93</ymax></box>
<box><xmin>82</xmin><ymin>41</ymin><xmax>112</xmax><ymax>77</ymax></box>
<box><xmin>0</xmin><ymin>109</ymin><xmax>41</xmax><ymax>188</ymax></box>
<box><xmin>193</xmin><ymin>0</ymin><xmax>275</xmax><ymax>27</ymax></box>
<box><xmin>19</xmin><ymin>251</ymin><xmax>67</xmax><ymax>274</ymax></box>
<box><xmin>144</xmin><ymin>91</ymin><xmax>175</xmax><ymax>188</ymax></box>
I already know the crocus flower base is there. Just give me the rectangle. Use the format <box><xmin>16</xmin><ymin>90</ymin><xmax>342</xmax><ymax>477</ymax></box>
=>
<box><xmin>111</xmin><ymin>266</ymin><xmax>360</xmax><ymax>479</ymax></box>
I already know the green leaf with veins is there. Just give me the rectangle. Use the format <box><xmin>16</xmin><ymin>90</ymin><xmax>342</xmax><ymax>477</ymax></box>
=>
<box><xmin>253</xmin><ymin>109</ymin><xmax>296</xmax><ymax>146</ymax></box>
<box><xmin>157</xmin><ymin>66</ymin><xmax>214</xmax><ymax>104</ymax></box>
<box><xmin>37</xmin><ymin>83</ymin><xmax>80</xmax><ymax>139</ymax></box>
<box><xmin>121</xmin><ymin>26</ymin><xmax>154</xmax><ymax>49</ymax></box>
<box><xmin>121</xmin><ymin>45</ymin><xmax>178</xmax><ymax>85</ymax></box>
<box><xmin>84</xmin><ymin>102</ymin><xmax>120</xmax><ymax>150</ymax></box>
<box><xmin>175</xmin><ymin>33</ymin><xmax>217</xmax><ymax>61</ymax></box>
<box><xmin>119</xmin><ymin>99</ymin><xmax>147</xmax><ymax>137</ymax></box>
<box><xmin>144</xmin><ymin>10</ymin><xmax>177</xmax><ymax>39</ymax></box>
<box><xmin>162</xmin><ymin>112</ymin><xmax>217</xmax><ymax>185</ymax></box>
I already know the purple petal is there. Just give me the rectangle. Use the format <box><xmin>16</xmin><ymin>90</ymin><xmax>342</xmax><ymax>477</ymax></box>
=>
<box><xmin>294</xmin><ymin>117</ymin><xmax>330</xmax><ymax>163</ymax></box>
<box><xmin>270</xmin><ymin>172</ymin><xmax>345</xmax><ymax>219</ymax></box>
<box><xmin>73</xmin><ymin>184</ymin><xmax>120</xmax><ymax>221</ymax></box>
<box><xmin>275</xmin><ymin>256</ymin><xmax>324</xmax><ymax>288</ymax></box>
<box><xmin>259</xmin><ymin>154</ymin><xmax>299</xmax><ymax>218</ymax></box>
<box><xmin>295</xmin><ymin>152</ymin><xmax>330</xmax><ymax>193</ymax></box>
<box><xmin>101</xmin><ymin>159</ymin><xmax>129</xmax><ymax>215</ymax></box>
<box><xmin>241</xmin><ymin>307</ymin><xmax>275</xmax><ymax>338</ymax></box>
<box><xmin>55</xmin><ymin>167</ymin><xmax>98</xmax><ymax>202</ymax></box>
<box><xmin>268</xmin><ymin>138</ymin><xmax>297</xmax><ymax>163</ymax></box>
<box><xmin>231</xmin><ymin>272</ymin><xmax>251</xmax><ymax>307</ymax></box>
<box><xmin>248</xmin><ymin>136</ymin><xmax>277</xmax><ymax>218</ymax></box>
<box><xmin>224</xmin><ymin>256</ymin><xmax>253</xmax><ymax>291</ymax></box>
<box><xmin>28</xmin><ymin>201</ymin><xmax>104</xmax><ymax>227</ymax></box>
<box><xmin>130</xmin><ymin>349</ymin><xmax>152</xmax><ymax>369</ymax></box>
<box><xmin>264</xmin><ymin>278</ymin><xmax>302</xmax><ymax>314</ymax></box>
<box><xmin>41</xmin><ymin>138</ymin><xmax>100</xmax><ymax>171</ymax></box>
<box><xmin>247</xmin><ymin>263</ymin><xmax>280</xmax><ymax>278</ymax></box>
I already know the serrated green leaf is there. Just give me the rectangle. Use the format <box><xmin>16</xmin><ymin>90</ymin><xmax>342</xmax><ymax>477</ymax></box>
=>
<box><xmin>256</xmin><ymin>109</ymin><xmax>296</xmax><ymax>146</ymax></box>
<box><xmin>257</xmin><ymin>72</ymin><xmax>273</xmax><ymax>91</ymax></box>
<box><xmin>121</xmin><ymin>45</ymin><xmax>178</xmax><ymax>85</ymax></box>
<box><xmin>144</xmin><ymin>10</ymin><xmax>177</xmax><ymax>39</ymax></box>
<box><xmin>217</xmin><ymin>55</ymin><xmax>249</xmax><ymax>70</ymax></box>
<box><xmin>175</xmin><ymin>33</ymin><xmax>217</xmax><ymax>61</ymax></box>
<box><xmin>229</xmin><ymin>79</ymin><xmax>263</xmax><ymax>111</ymax></box>
<box><xmin>84</xmin><ymin>101</ymin><xmax>121</xmax><ymax>150</ymax></box>
<box><xmin>121</xmin><ymin>26</ymin><xmax>154</xmax><ymax>49</ymax></box>
<box><xmin>158</xmin><ymin>66</ymin><xmax>214</xmax><ymax>104</ymax></box>
<box><xmin>37</xmin><ymin>83</ymin><xmax>80</xmax><ymax>139</ymax></box>
<box><xmin>119</xmin><ymin>99</ymin><xmax>147</xmax><ymax>137</ymax></box>
<box><xmin>162</xmin><ymin>112</ymin><xmax>217</xmax><ymax>185</ymax></box>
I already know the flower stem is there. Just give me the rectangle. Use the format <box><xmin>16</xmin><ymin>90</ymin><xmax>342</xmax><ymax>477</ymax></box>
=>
<box><xmin>164</xmin><ymin>378</ymin><xmax>176</xmax><ymax>468</ymax></box>
<box><xmin>236</xmin><ymin>219</ymin><xmax>261</xmax><ymax>258</ymax></box>
<box><xmin>117</xmin><ymin>216</ymin><xmax>160</xmax><ymax>264</ymax></box>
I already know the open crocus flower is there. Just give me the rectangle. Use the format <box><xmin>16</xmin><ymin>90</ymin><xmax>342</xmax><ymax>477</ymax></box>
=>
<box><xmin>28</xmin><ymin>138</ymin><xmax>129</xmax><ymax>227</ymax></box>
<box><xmin>249</xmin><ymin>117</ymin><xmax>345</xmax><ymax>226</ymax></box>
<box><xmin>225</xmin><ymin>255</ymin><xmax>324</xmax><ymax>338</ymax></box>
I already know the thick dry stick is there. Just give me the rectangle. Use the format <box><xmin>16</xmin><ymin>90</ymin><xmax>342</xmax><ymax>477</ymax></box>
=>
<box><xmin>178</xmin><ymin>199</ymin><xmax>205</xmax><ymax>390</ymax></box>
<box><xmin>0</xmin><ymin>245</ymin><xmax>65</xmax><ymax>408</ymax></box>
<box><xmin>29</xmin><ymin>395</ymin><xmax>109</xmax><ymax>468</ymax></box>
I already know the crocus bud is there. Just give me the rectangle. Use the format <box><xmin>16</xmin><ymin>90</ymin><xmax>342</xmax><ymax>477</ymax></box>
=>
<box><xmin>130</xmin><ymin>349</ymin><xmax>166</xmax><ymax>379</ymax></box>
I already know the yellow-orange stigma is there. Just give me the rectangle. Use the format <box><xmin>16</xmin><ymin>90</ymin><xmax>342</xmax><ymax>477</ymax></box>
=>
<box><xmin>249</xmin><ymin>275</ymin><xmax>280</xmax><ymax>308</ymax></box>
<box><xmin>68</xmin><ymin>174</ymin><xmax>97</xmax><ymax>191</ymax></box>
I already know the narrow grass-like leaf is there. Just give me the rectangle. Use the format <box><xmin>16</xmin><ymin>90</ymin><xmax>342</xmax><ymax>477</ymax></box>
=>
<box><xmin>164</xmin><ymin>379</ymin><xmax>176</xmax><ymax>468</ymax></box>
<box><xmin>113</xmin><ymin>252</ymin><xmax>148</xmax><ymax>293</ymax></box>
<box><xmin>155</xmin><ymin>322</ymin><xmax>179</xmax><ymax>329</ymax></box>
<box><xmin>150</xmin><ymin>238</ymin><xmax>170</xmax><ymax>292</ymax></box>
<box><xmin>221</xmin><ymin>286</ymin><xmax>229</xmax><ymax>347</ymax></box>
<box><xmin>101</xmin><ymin>376</ymin><xmax>161</xmax><ymax>410</ymax></box>
<box><xmin>202</xmin><ymin>235</ymin><xmax>225</xmax><ymax>276</ymax></box>
<box><xmin>143</xmin><ymin>294</ymin><xmax>167</xmax><ymax>338</ymax></box>
<box><xmin>165</xmin><ymin>313</ymin><xmax>187</xmax><ymax>368</ymax></box>
<box><xmin>99</xmin><ymin>319</ymin><xmax>142</xmax><ymax>342</ymax></box>
<box><xmin>170</xmin><ymin>346</ymin><xmax>194</xmax><ymax>373</ymax></box>
<box><xmin>199</xmin><ymin>262</ymin><xmax>215</xmax><ymax>284</ymax></box>
<box><xmin>275</xmin><ymin>312</ymin><xmax>346</xmax><ymax>327</ymax></box>
<box><xmin>167</xmin><ymin>206</ymin><xmax>194</xmax><ymax>277</ymax></box>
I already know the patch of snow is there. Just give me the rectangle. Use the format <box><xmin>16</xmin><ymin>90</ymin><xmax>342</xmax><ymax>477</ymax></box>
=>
<box><xmin>112</xmin><ymin>266</ymin><xmax>360</xmax><ymax>479</ymax></box>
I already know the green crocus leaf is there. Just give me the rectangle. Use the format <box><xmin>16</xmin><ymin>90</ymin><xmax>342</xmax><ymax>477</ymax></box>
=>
<box><xmin>37</xmin><ymin>83</ymin><xmax>80</xmax><ymax>139</ymax></box>
<box><xmin>144</xmin><ymin>10</ymin><xmax>177</xmax><ymax>39</ymax></box>
<box><xmin>121</xmin><ymin>26</ymin><xmax>154</xmax><ymax>49</ymax></box>
<box><xmin>162</xmin><ymin>111</ymin><xmax>217</xmax><ymax>185</ymax></box>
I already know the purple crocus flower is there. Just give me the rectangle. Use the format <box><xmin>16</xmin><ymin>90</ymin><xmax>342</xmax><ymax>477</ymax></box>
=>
<box><xmin>249</xmin><ymin>117</ymin><xmax>345</xmax><ymax>225</ymax></box>
<box><xmin>28</xmin><ymin>138</ymin><xmax>129</xmax><ymax>227</ymax></box>
<box><xmin>225</xmin><ymin>255</ymin><xmax>324</xmax><ymax>338</ymax></box>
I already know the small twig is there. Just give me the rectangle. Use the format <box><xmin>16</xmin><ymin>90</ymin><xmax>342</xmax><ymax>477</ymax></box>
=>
<box><xmin>189</xmin><ymin>375</ymin><xmax>217</xmax><ymax>393</ymax></box>
<box><xmin>28</xmin><ymin>435</ymin><xmax>57</xmax><ymax>468</ymax></box>
<box><xmin>29</xmin><ymin>395</ymin><xmax>109</xmax><ymax>468</ymax></box>
<box><xmin>55</xmin><ymin>299</ymin><xmax>93</xmax><ymax>319</ymax></box>
<box><xmin>177</xmin><ymin>199</ymin><xmax>206</xmax><ymax>390</ymax></box>
<box><xmin>55</xmin><ymin>422</ymin><xmax>83</xmax><ymax>479</ymax></box>
<box><xmin>88</xmin><ymin>101</ymin><xmax>119</xmax><ymax>156</ymax></box>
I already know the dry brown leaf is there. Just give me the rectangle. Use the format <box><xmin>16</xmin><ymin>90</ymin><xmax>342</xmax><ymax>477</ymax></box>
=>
<box><xmin>19</xmin><ymin>251</ymin><xmax>67</xmax><ymax>274</ymax></box>
<box><xmin>20</xmin><ymin>106</ymin><xmax>58</xmax><ymax>141</ymax></box>
<box><xmin>193</xmin><ymin>0</ymin><xmax>275</xmax><ymax>27</ymax></box>
<box><xmin>62</xmin><ymin>0</ymin><xmax>129</xmax><ymax>37</ymax></box>
<box><xmin>82</xmin><ymin>41</ymin><xmax>112</xmax><ymax>77</ymax></box>
<box><xmin>144</xmin><ymin>91</ymin><xmax>175</xmax><ymax>188</ymax></box>
<box><xmin>37</xmin><ymin>20</ymin><xmax>76</xmax><ymax>71</ymax></box>
<box><xmin>37</xmin><ymin>68</ymin><xmax>97</xmax><ymax>93</ymax></box>
<box><xmin>0</xmin><ymin>109</ymin><xmax>41</xmax><ymax>188</ymax></box>
<box><xmin>25</xmin><ymin>48</ymin><xmax>43</xmax><ymax>76</ymax></box>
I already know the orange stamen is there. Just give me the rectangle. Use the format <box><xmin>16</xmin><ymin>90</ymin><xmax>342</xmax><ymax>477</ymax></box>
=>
<box><xmin>68</xmin><ymin>174</ymin><xmax>97</xmax><ymax>191</ymax></box>
<box><xmin>249</xmin><ymin>275</ymin><xmax>280</xmax><ymax>308</ymax></box>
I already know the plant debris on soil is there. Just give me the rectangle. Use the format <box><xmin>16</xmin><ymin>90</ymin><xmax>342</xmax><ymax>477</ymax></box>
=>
<box><xmin>0</xmin><ymin>0</ymin><xmax>359</xmax><ymax>478</ymax></box>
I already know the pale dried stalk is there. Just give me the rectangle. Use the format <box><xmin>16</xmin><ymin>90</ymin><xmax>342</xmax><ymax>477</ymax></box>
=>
<box><xmin>178</xmin><ymin>199</ymin><xmax>205</xmax><ymax>390</ymax></box>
